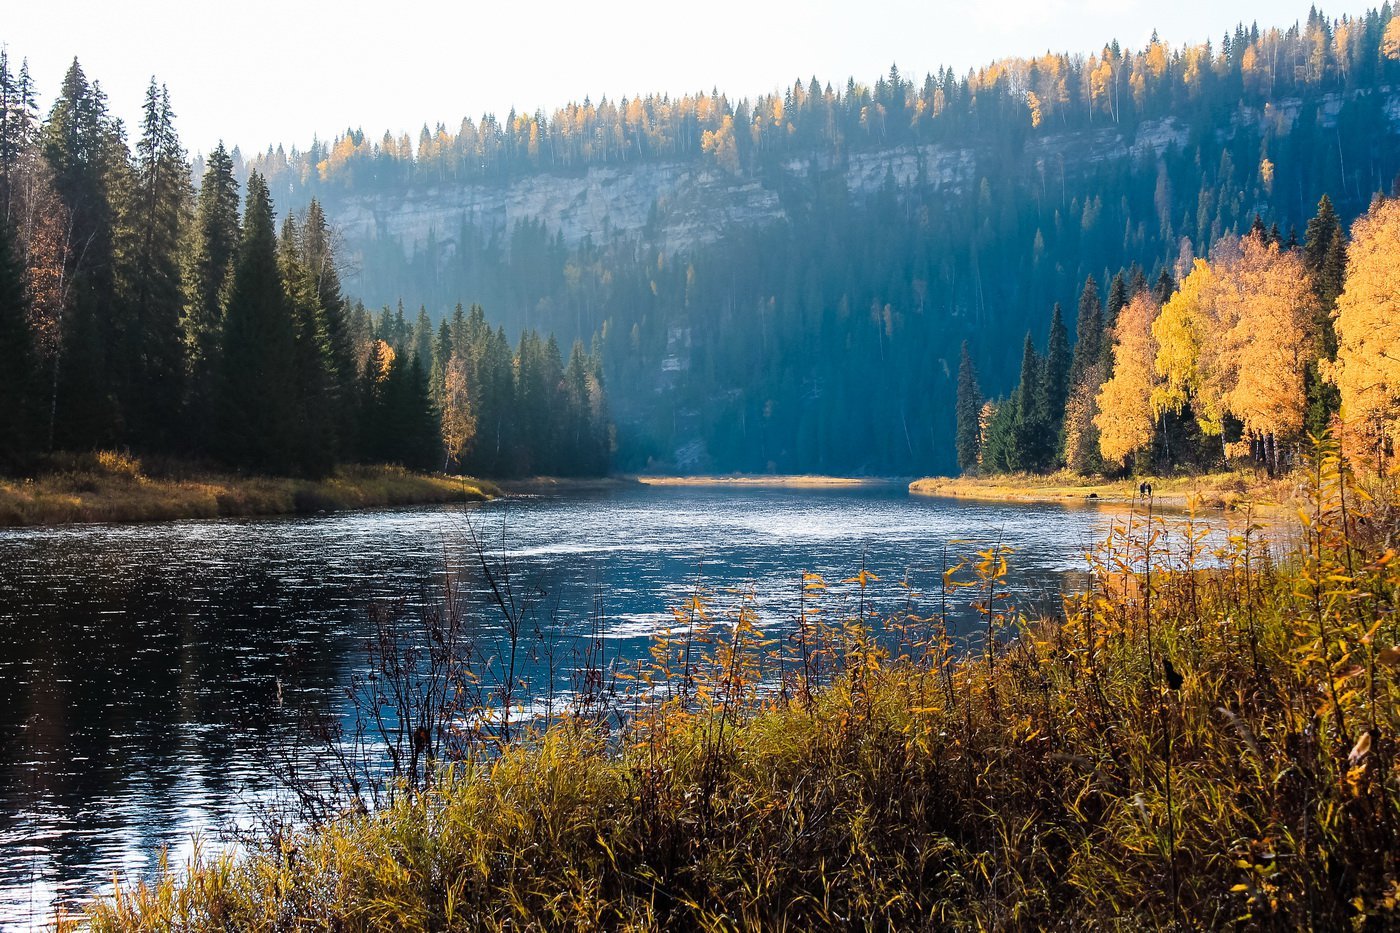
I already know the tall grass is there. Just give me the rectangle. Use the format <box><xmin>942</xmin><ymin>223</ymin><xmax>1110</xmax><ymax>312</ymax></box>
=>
<box><xmin>65</xmin><ymin>441</ymin><xmax>1400</xmax><ymax>930</ymax></box>
<box><xmin>0</xmin><ymin>453</ymin><xmax>496</xmax><ymax>527</ymax></box>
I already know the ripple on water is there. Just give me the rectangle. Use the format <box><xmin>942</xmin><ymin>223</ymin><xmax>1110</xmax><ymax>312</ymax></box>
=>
<box><xmin>0</xmin><ymin>484</ymin><xmax>1232</xmax><ymax>926</ymax></box>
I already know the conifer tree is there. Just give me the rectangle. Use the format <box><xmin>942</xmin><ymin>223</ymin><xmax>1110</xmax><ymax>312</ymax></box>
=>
<box><xmin>954</xmin><ymin>341</ymin><xmax>982</xmax><ymax>473</ymax></box>
<box><xmin>301</xmin><ymin>199</ymin><xmax>359</xmax><ymax>457</ymax></box>
<box><xmin>185</xmin><ymin>142</ymin><xmax>239</xmax><ymax>451</ymax></box>
<box><xmin>1043</xmin><ymin>304</ymin><xmax>1071</xmax><ymax>426</ymax></box>
<box><xmin>279</xmin><ymin>213</ymin><xmax>335</xmax><ymax>476</ymax></box>
<box><xmin>216</xmin><ymin>172</ymin><xmax>298</xmax><ymax>473</ymax></box>
<box><xmin>42</xmin><ymin>58</ymin><xmax>125</xmax><ymax>449</ymax></box>
<box><xmin>1069</xmin><ymin>275</ymin><xmax>1103</xmax><ymax>388</ymax></box>
<box><xmin>121</xmin><ymin>79</ymin><xmax>190</xmax><ymax>451</ymax></box>
<box><xmin>1303</xmin><ymin>195</ymin><xmax>1345</xmax><ymax>436</ymax></box>
<box><xmin>981</xmin><ymin>399</ymin><xmax>1016</xmax><ymax>473</ymax></box>
<box><xmin>564</xmin><ymin>339</ymin><xmax>595</xmax><ymax>472</ymax></box>
<box><xmin>1010</xmin><ymin>333</ymin><xmax>1052</xmax><ymax>472</ymax></box>
<box><xmin>0</xmin><ymin>218</ymin><xmax>32</xmax><ymax>467</ymax></box>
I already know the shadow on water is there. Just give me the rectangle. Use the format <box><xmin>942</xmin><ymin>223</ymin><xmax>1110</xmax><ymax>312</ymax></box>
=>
<box><xmin>0</xmin><ymin>483</ymin><xmax>1234</xmax><ymax>926</ymax></box>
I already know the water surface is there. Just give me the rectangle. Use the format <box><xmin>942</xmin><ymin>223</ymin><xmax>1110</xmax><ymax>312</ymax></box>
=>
<box><xmin>0</xmin><ymin>483</ymin><xmax>1180</xmax><ymax>926</ymax></box>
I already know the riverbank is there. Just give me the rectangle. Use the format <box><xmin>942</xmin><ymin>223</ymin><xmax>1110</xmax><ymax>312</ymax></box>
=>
<box><xmin>0</xmin><ymin>452</ymin><xmax>497</xmax><ymax>528</ymax></box>
<box><xmin>909</xmin><ymin>469</ymin><xmax>1297</xmax><ymax>511</ymax></box>
<box><xmin>67</xmin><ymin>457</ymin><xmax>1399</xmax><ymax>929</ymax></box>
<box><xmin>636</xmin><ymin>474</ymin><xmax>901</xmax><ymax>488</ymax></box>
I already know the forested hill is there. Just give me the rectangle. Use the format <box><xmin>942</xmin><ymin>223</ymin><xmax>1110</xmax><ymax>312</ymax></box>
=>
<box><xmin>246</xmin><ymin>7</ymin><xmax>1400</xmax><ymax>475</ymax></box>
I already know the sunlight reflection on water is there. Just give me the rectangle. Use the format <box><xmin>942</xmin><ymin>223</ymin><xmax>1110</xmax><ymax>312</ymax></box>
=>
<box><xmin>0</xmin><ymin>483</ymin><xmax>1243</xmax><ymax>927</ymax></box>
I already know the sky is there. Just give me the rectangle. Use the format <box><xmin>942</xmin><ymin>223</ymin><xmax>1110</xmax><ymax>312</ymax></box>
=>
<box><xmin>3</xmin><ymin>0</ymin><xmax>1324</xmax><ymax>157</ymax></box>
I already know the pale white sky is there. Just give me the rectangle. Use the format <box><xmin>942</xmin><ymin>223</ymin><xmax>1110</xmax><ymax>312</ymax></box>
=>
<box><xmin>4</xmin><ymin>0</ymin><xmax>1320</xmax><ymax>157</ymax></box>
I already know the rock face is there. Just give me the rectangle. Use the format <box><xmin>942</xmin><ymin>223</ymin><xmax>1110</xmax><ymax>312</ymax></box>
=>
<box><xmin>322</xmin><ymin>88</ymin><xmax>1398</xmax><ymax>263</ymax></box>
<box><xmin>330</xmin><ymin>161</ymin><xmax>784</xmax><ymax>259</ymax></box>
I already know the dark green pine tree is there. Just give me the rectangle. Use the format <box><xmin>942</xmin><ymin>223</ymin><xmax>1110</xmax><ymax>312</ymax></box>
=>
<box><xmin>279</xmin><ymin>213</ymin><xmax>335</xmax><ymax>477</ymax></box>
<box><xmin>563</xmin><ymin>339</ymin><xmax>594</xmax><ymax>473</ymax></box>
<box><xmin>1303</xmin><ymin>194</ymin><xmax>1345</xmax><ymax>436</ymax></box>
<box><xmin>1010</xmin><ymin>333</ymin><xmax>1052</xmax><ymax>472</ymax></box>
<box><xmin>1152</xmin><ymin>268</ymin><xmax>1176</xmax><ymax>305</ymax></box>
<box><xmin>429</xmin><ymin>319</ymin><xmax>452</xmax><ymax>406</ymax></box>
<box><xmin>1043</xmin><ymin>304</ymin><xmax>1071</xmax><ymax>427</ymax></box>
<box><xmin>0</xmin><ymin>217</ymin><xmax>33</xmax><ymax>468</ymax></box>
<box><xmin>1069</xmin><ymin>275</ymin><xmax>1103</xmax><ymax>388</ymax></box>
<box><xmin>411</xmin><ymin>306</ymin><xmax>434</xmax><ymax>368</ymax></box>
<box><xmin>216</xmin><ymin>172</ymin><xmax>298</xmax><ymax>473</ymax></box>
<box><xmin>981</xmin><ymin>398</ymin><xmax>1017</xmax><ymax>474</ymax></box>
<box><xmin>301</xmin><ymin>199</ymin><xmax>359</xmax><ymax>459</ymax></box>
<box><xmin>0</xmin><ymin>50</ymin><xmax>40</xmax><ymax>223</ymax></box>
<box><xmin>363</xmin><ymin>346</ymin><xmax>440</xmax><ymax>471</ymax></box>
<box><xmin>1303</xmin><ymin>194</ymin><xmax>1345</xmax><ymax>357</ymax></box>
<box><xmin>43</xmin><ymin>58</ymin><xmax>125</xmax><ymax>450</ymax></box>
<box><xmin>121</xmin><ymin>80</ymin><xmax>191</xmax><ymax>451</ymax></box>
<box><xmin>185</xmin><ymin>142</ymin><xmax>240</xmax><ymax>453</ymax></box>
<box><xmin>954</xmin><ymin>341</ymin><xmax>982</xmax><ymax>474</ymax></box>
<box><xmin>399</xmin><ymin>353</ymin><xmax>442</xmax><ymax>471</ymax></box>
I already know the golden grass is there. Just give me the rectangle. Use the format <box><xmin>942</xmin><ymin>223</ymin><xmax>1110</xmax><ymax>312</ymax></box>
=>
<box><xmin>62</xmin><ymin>443</ymin><xmax>1400</xmax><ymax>930</ymax></box>
<box><xmin>910</xmin><ymin>468</ymin><xmax>1296</xmax><ymax>511</ymax></box>
<box><xmin>0</xmin><ymin>453</ymin><xmax>498</xmax><ymax>528</ymax></box>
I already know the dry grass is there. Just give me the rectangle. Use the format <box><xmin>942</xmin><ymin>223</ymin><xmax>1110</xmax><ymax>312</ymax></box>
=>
<box><xmin>910</xmin><ymin>468</ymin><xmax>1296</xmax><ymax>512</ymax></box>
<box><xmin>60</xmin><ymin>444</ymin><xmax>1400</xmax><ymax>930</ymax></box>
<box><xmin>0</xmin><ymin>452</ymin><xmax>497</xmax><ymax>527</ymax></box>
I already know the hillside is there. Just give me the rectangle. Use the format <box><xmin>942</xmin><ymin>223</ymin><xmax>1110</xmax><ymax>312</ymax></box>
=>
<box><xmin>239</xmin><ymin>10</ymin><xmax>1400</xmax><ymax>474</ymax></box>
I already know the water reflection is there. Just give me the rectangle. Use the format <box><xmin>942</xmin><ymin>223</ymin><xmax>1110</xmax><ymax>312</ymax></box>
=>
<box><xmin>0</xmin><ymin>484</ymin><xmax>1221</xmax><ymax>926</ymax></box>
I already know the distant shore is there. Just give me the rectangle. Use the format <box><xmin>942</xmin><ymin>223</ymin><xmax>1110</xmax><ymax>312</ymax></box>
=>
<box><xmin>908</xmin><ymin>470</ymin><xmax>1296</xmax><ymax>511</ymax></box>
<box><xmin>0</xmin><ymin>454</ymin><xmax>498</xmax><ymax>529</ymax></box>
<box><xmin>635</xmin><ymin>474</ymin><xmax>902</xmax><ymax>488</ymax></box>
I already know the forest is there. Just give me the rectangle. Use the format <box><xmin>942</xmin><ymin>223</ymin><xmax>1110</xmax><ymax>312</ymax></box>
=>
<box><xmin>222</xmin><ymin>5</ymin><xmax>1400</xmax><ymax>475</ymax></box>
<box><xmin>5</xmin><ymin>9</ymin><xmax>1400</xmax><ymax>479</ymax></box>
<box><xmin>952</xmin><ymin>194</ymin><xmax>1383</xmax><ymax>479</ymax></box>
<box><xmin>0</xmin><ymin>55</ymin><xmax>611</xmax><ymax>479</ymax></box>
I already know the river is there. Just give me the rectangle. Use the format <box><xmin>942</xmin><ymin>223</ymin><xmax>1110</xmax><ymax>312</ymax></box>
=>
<box><xmin>0</xmin><ymin>482</ymin><xmax>1208</xmax><ymax>926</ymax></box>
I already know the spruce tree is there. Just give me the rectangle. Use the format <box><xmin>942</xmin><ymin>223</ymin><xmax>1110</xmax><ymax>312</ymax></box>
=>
<box><xmin>954</xmin><ymin>341</ymin><xmax>982</xmax><ymax>473</ymax></box>
<box><xmin>564</xmin><ymin>339</ymin><xmax>594</xmax><ymax>473</ymax></box>
<box><xmin>982</xmin><ymin>399</ymin><xmax>1016</xmax><ymax>474</ymax></box>
<box><xmin>42</xmin><ymin>58</ymin><xmax>125</xmax><ymax>449</ymax></box>
<box><xmin>279</xmin><ymin>214</ymin><xmax>335</xmax><ymax>476</ymax></box>
<box><xmin>1303</xmin><ymin>195</ymin><xmax>1345</xmax><ymax>435</ymax></box>
<box><xmin>301</xmin><ymin>199</ymin><xmax>358</xmax><ymax>458</ymax></box>
<box><xmin>1043</xmin><ymin>304</ymin><xmax>1071</xmax><ymax>425</ymax></box>
<box><xmin>121</xmin><ymin>80</ymin><xmax>190</xmax><ymax>452</ymax></box>
<box><xmin>1069</xmin><ymin>276</ymin><xmax>1103</xmax><ymax>388</ymax></box>
<box><xmin>0</xmin><ymin>218</ymin><xmax>33</xmax><ymax>468</ymax></box>
<box><xmin>185</xmin><ymin>142</ymin><xmax>240</xmax><ymax>453</ymax></box>
<box><xmin>1304</xmin><ymin>194</ymin><xmax>1345</xmax><ymax>356</ymax></box>
<box><xmin>216</xmin><ymin>172</ymin><xmax>298</xmax><ymax>473</ymax></box>
<box><xmin>1010</xmin><ymin>333</ymin><xmax>1051</xmax><ymax>472</ymax></box>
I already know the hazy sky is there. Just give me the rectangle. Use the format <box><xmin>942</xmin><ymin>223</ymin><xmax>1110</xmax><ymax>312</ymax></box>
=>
<box><xmin>4</xmin><ymin>0</ymin><xmax>1321</xmax><ymax>157</ymax></box>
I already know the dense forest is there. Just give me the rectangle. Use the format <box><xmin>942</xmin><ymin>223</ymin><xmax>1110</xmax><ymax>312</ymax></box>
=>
<box><xmin>952</xmin><ymin>192</ymin><xmax>1400</xmax><ymax>480</ymax></box>
<box><xmin>0</xmin><ymin>55</ymin><xmax>611</xmax><ymax>478</ymax></box>
<box><xmin>222</xmin><ymin>5</ymin><xmax>1400</xmax><ymax>475</ymax></box>
<box><xmin>4</xmin><ymin>8</ymin><xmax>1400</xmax><ymax>478</ymax></box>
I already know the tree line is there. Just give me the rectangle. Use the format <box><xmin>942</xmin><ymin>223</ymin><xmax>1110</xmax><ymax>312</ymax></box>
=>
<box><xmin>235</xmin><ymin>6</ymin><xmax>1400</xmax><ymax>476</ymax></box>
<box><xmin>0</xmin><ymin>55</ymin><xmax>610</xmax><ymax>477</ymax></box>
<box><xmin>956</xmin><ymin>192</ymin><xmax>1400</xmax><ymax>477</ymax></box>
<box><xmin>245</xmin><ymin>8</ymin><xmax>1399</xmax><ymax>193</ymax></box>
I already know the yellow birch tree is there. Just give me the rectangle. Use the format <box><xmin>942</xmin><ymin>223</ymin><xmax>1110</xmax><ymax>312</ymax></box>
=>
<box><xmin>1330</xmin><ymin>197</ymin><xmax>1400</xmax><ymax>467</ymax></box>
<box><xmin>1095</xmin><ymin>291</ymin><xmax>1161</xmax><ymax>466</ymax></box>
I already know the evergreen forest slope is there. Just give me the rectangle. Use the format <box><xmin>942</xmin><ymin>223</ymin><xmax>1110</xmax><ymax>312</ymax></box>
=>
<box><xmin>245</xmin><ymin>8</ymin><xmax>1400</xmax><ymax>475</ymax></box>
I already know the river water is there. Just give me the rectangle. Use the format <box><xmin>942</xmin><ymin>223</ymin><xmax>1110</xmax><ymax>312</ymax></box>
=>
<box><xmin>0</xmin><ymin>482</ymin><xmax>1197</xmax><ymax>926</ymax></box>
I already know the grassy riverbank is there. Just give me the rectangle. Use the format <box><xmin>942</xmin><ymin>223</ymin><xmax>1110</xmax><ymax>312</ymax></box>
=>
<box><xmin>910</xmin><ymin>468</ymin><xmax>1297</xmax><ymax>511</ymax></box>
<box><xmin>66</xmin><ymin>449</ymin><xmax>1399</xmax><ymax>929</ymax></box>
<box><xmin>0</xmin><ymin>452</ymin><xmax>497</xmax><ymax>528</ymax></box>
